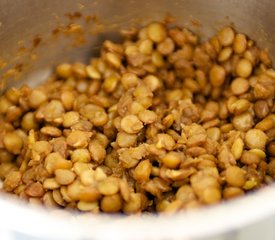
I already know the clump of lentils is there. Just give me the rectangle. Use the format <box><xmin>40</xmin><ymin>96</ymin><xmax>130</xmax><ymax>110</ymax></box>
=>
<box><xmin>0</xmin><ymin>22</ymin><xmax>274</xmax><ymax>214</ymax></box>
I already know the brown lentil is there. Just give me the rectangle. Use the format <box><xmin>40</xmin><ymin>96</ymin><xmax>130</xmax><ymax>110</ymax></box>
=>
<box><xmin>218</xmin><ymin>47</ymin><xmax>233</xmax><ymax>62</ymax></box>
<box><xmin>255</xmin><ymin>118</ymin><xmax>274</xmax><ymax>131</ymax></box>
<box><xmin>3</xmin><ymin>132</ymin><xmax>23</xmax><ymax>155</ymax></box>
<box><xmin>223</xmin><ymin>187</ymin><xmax>244</xmax><ymax>199</ymax></box>
<box><xmin>218</xmin><ymin>27</ymin><xmax>235</xmax><ymax>46</ymax></box>
<box><xmin>233</xmin><ymin>33</ymin><xmax>247</xmax><ymax>54</ymax></box>
<box><xmin>156</xmin><ymin>134</ymin><xmax>175</xmax><ymax>150</ymax></box>
<box><xmin>25</xmin><ymin>182</ymin><xmax>44</xmax><ymax>197</ymax></box>
<box><xmin>231</xmin><ymin>138</ymin><xmax>244</xmax><ymax>160</ymax></box>
<box><xmin>28</xmin><ymin>89</ymin><xmax>47</xmax><ymax>109</ymax></box>
<box><xmin>3</xmin><ymin>171</ymin><xmax>22</xmax><ymax>192</ymax></box>
<box><xmin>116</xmin><ymin>132</ymin><xmax>137</xmax><ymax>148</ymax></box>
<box><xmin>97</xmin><ymin>177</ymin><xmax>120</xmax><ymax>195</ymax></box>
<box><xmin>267</xmin><ymin>142</ymin><xmax>275</xmax><ymax>157</ymax></box>
<box><xmin>123</xmin><ymin>193</ymin><xmax>142</xmax><ymax>214</ymax></box>
<box><xmin>254</xmin><ymin>101</ymin><xmax>269</xmax><ymax>119</ymax></box>
<box><xmin>139</xmin><ymin>39</ymin><xmax>154</xmax><ymax>55</ymax></box>
<box><xmin>236</xmin><ymin>58</ymin><xmax>253</xmax><ymax>78</ymax></box>
<box><xmin>67</xmin><ymin>179</ymin><xmax>100</xmax><ymax>202</ymax></box>
<box><xmin>0</xmin><ymin>22</ymin><xmax>274</xmax><ymax>214</ymax></box>
<box><xmin>55</xmin><ymin>169</ymin><xmax>76</xmax><ymax>185</ymax></box>
<box><xmin>56</xmin><ymin>63</ymin><xmax>72</xmax><ymax>78</ymax></box>
<box><xmin>241</xmin><ymin>151</ymin><xmax>261</xmax><ymax>165</ymax></box>
<box><xmin>121</xmin><ymin>115</ymin><xmax>143</xmax><ymax>134</ymax></box>
<box><xmin>71</xmin><ymin>149</ymin><xmax>91</xmax><ymax>163</ymax></box>
<box><xmin>43</xmin><ymin>178</ymin><xmax>60</xmax><ymax>190</ymax></box>
<box><xmin>44</xmin><ymin>152</ymin><xmax>72</xmax><ymax>174</ymax></box>
<box><xmin>79</xmin><ymin>169</ymin><xmax>96</xmax><ymax>186</ymax></box>
<box><xmin>101</xmin><ymin>194</ymin><xmax>122</xmax><ymax>213</ymax></box>
<box><xmin>63</xmin><ymin>111</ymin><xmax>80</xmax><ymax>128</ymax></box>
<box><xmin>0</xmin><ymin>150</ymin><xmax>14</xmax><ymax>163</ymax></box>
<box><xmin>61</xmin><ymin>91</ymin><xmax>75</xmax><ymax>111</ymax></box>
<box><xmin>21</xmin><ymin>112</ymin><xmax>38</xmax><ymax>131</ymax></box>
<box><xmin>232</xmin><ymin>112</ymin><xmax>254</xmax><ymax>131</ymax></box>
<box><xmin>230</xmin><ymin>78</ymin><xmax>250</xmax><ymax>95</ymax></box>
<box><xmin>138</xmin><ymin>110</ymin><xmax>157</xmax><ymax>124</ymax></box>
<box><xmin>162</xmin><ymin>151</ymin><xmax>183</xmax><ymax>169</ymax></box>
<box><xmin>66</xmin><ymin>130</ymin><xmax>90</xmax><ymax>148</ymax></box>
<box><xmin>245</xmin><ymin>129</ymin><xmax>267</xmax><ymax>150</ymax></box>
<box><xmin>41</xmin><ymin>126</ymin><xmax>62</xmax><ymax>137</ymax></box>
<box><xmin>77</xmin><ymin>201</ymin><xmax>99</xmax><ymax>212</ymax></box>
<box><xmin>225</xmin><ymin>166</ymin><xmax>245</xmax><ymax>187</ymax></box>
<box><xmin>133</xmin><ymin>159</ymin><xmax>152</xmax><ymax>182</ymax></box>
<box><xmin>147</xmin><ymin>22</ymin><xmax>167</xmax><ymax>43</ymax></box>
<box><xmin>121</xmin><ymin>73</ymin><xmax>139</xmax><ymax>89</ymax></box>
<box><xmin>89</xmin><ymin>140</ymin><xmax>106</xmax><ymax>163</ymax></box>
<box><xmin>209</xmin><ymin>65</ymin><xmax>226</xmax><ymax>87</ymax></box>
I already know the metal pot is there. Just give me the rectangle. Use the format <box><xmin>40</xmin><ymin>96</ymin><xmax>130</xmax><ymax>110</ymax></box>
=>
<box><xmin>0</xmin><ymin>0</ymin><xmax>275</xmax><ymax>239</ymax></box>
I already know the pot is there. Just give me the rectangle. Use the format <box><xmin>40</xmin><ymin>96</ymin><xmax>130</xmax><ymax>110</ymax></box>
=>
<box><xmin>0</xmin><ymin>0</ymin><xmax>275</xmax><ymax>239</ymax></box>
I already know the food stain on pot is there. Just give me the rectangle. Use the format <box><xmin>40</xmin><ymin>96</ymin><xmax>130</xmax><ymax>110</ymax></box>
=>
<box><xmin>0</xmin><ymin>11</ymin><xmax>102</xmax><ymax>88</ymax></box>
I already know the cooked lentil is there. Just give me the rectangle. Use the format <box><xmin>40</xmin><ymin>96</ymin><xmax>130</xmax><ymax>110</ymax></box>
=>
<box><xmin>0</xmin><ymin>22</ymin><xmax>274</xmax><ymax>214</ymax></box>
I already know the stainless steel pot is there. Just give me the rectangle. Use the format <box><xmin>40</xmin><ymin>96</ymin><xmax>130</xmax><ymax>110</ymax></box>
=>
<box><xmin>1</xmin><ymin>0</ymin><xmax>275</xmax><ymax>239</ymax></box>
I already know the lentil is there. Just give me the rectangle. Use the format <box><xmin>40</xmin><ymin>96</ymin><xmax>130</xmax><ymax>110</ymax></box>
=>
<box><xmin>267</xmin><ymin>142</ymin><xmax>275</xmax><ymax>157</ymax></box>
<box><xmin>3</xmin><ymin>171</ymin><xmax>22</xmax><ymax>192</ymax></box>
<box><xmin>0</xmin><ymin>22</ymin><xmax>274</xmax><ymax>214</ymax></box>
<box><xmin>97</xmin><ymin>177</ymin><xmax>120</xmax><ymax>195</ymax></box>
<box><xmin>101</xmin><ymin>194</ymin><xmax>122</xmax><ymax>213</ymax></box>
<box><xmin>43</xmin><ymin>178</ymin><xmax>60</xmax><ymax>190</ymax></box>
<box><xmin>116</xmin><ymin>132</ymin><xmax>137</xmax><ymax>148</ymax></box>
<box><xmin>233</xmin><ymin>33</ymin><xmax>247</xmax><ymax>54</ymax></box>
<box><xmin>121</xmin><ymin>73</ymin><xmax>139</xmax><ymax>89</ymax></box>
<box><xmin>162</xmin><ymin>151</ymin><xmax>183</xmax><ymax>169</ymax></box>
<box><xmin>29</xmin><ymin>89</ymin><xmax>47</xmax><ymax>109</ymax></box>
<box><xmin>55</xmin><ymin>169</ymin><xmax>76</xmax><ymax>185</ymax></box>
<box><xmin>63</xmin><ymin>111</ymin><xmax>80</xmax><ymax>128</ymax></box>
<box><xmin>3</xmin><ymin>132</ymin><xmax>23</xmax><ymax>155</ymax></box>
<box><xmin>241</xmin><ymin>151</ymin><xmax>261</xmax><ymax>165</ymax></box>
<box><xmin>232</xmin><ymin>112</ymin><xmax>254</xmax><ymax>131</ymax></box>
<box><xmin>56</xmin><ymin>63</ymin><xmax>72</xmax><ymax>78</ymax></box>
<box><xmin>255</xmin><ymin>118</ymin><xmax>274</xmax><ymax>131</ymax></box>
<box><xmin>66</xmin><ymin>130</ymin><xmax>90</xmax><ymax>148</ymax></box>
<box><xmin>138</xmin><ymin>110</ymin><xmax>157</xmax><ymax>124</ymax></box>
<box><xmin>218</xmin><ymin>47</ymin><xmax>233</xmax><ymax>62</ymax></box>
<box><xmin>89</xmin><ymin>140</ymin><xmax>106</xmax><ymax>163</ymax></box>
<box><xmin>230</xmin><ymin>78</ymin><xmax>249</xmax><ymax>95</ymax></box>
<box><xmin>147</xmin><ymin>22</ymin><xmax>167</xmax><ymax>43</ymax></box>
<box><xmin>218</xmin><ymin>27</ymin><xmax>235</xmax><ymax>46</ymax></box>
<box><xmin>133</xmin><ymin>159</ymin><xmax>152</xmax><ymax>182</ymax></box>
<box><xmin>121</xmin><ymin>115</ymin><xmax>143</xmax><ymax>134</ymax></box>
<box><xmin>245</xmin><ymin>129</ymin><xmax>267</xmax><ymax>150</ymax></box>
<box><xmin>231</xmin><ymin>138</ymin><xmax>244</xmax><ymax>160</ymax></box>
<box><xmin>21</xmin><ymin>112</ymin><xmax>38</xmax><ymax>131</ymax></box>
<box><xmin>223</xmin><ymin>187</ymin><xmax>244</xmax><ymax>199</ymax></box>
<box><xmin>236</xmin><ymin>58</ymin><xmax>253</xmax><ymax>78</ymax></box>
<box><xmin>71</xmin><ymin>149</ymin><xmax>91</xmax><ymax>163</ymax></box>
<box><xmin>209</xmin><ymin>65</ymin><xmax>226</xmax><ymax>87</ymax></box>
<box><xmin>225</xmin><ymin>166</ymin><xmax>245</xmax><ymax>187</ymax></box>
<box><xmin>254</xmin><ymin>101</ymin><xmax>269</xmax><ymax>119</ymax></box>
<box><xmin>25</xmin><ymin>182</ymin><xmax>44</xmax><ymax>197</ymax></box>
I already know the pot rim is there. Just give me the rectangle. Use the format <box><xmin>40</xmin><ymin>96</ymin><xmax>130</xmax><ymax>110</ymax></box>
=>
<box><xmin>1</xmin><ymin>183</ymin><xmax>275</xmax><ymax>239</ymax></box>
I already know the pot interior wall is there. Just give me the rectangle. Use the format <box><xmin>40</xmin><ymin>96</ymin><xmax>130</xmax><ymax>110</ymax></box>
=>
<box><xmin>0</xmin><ymin>0</ymin><xmax>275</xmax><ymax>90</ymax></box>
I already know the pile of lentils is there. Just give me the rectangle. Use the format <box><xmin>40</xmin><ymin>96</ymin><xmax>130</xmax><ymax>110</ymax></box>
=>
<box><xmin>0</xmin><ymin>22</ymin><xmax>274</xmax><ymax>214</ymax></box>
